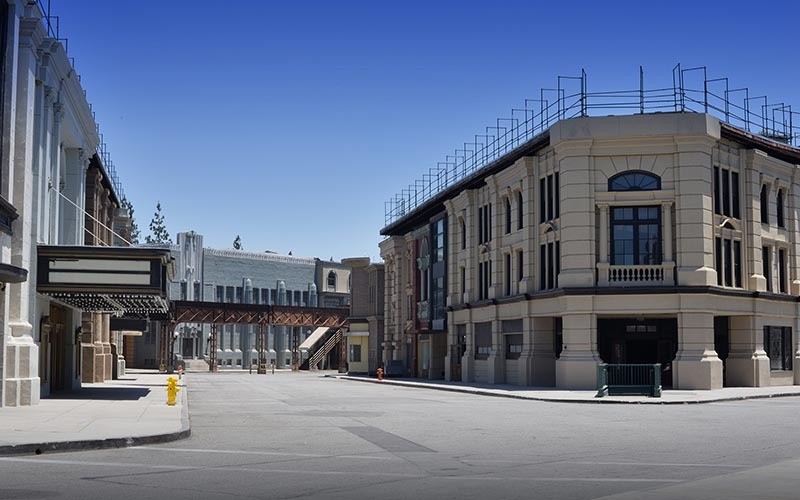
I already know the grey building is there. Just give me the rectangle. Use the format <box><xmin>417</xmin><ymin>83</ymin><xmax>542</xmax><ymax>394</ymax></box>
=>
<box><xmin>131</xmin><ymin>231</ymin><xmax>352</xmax><ymax>369</ymax></box>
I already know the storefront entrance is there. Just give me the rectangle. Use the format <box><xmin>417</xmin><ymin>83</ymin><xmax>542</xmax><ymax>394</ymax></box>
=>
<box><xmin>49</xmin><ymin>304</ymin><xmax>68</xmax><ymax>392</ymax></box>
<box><xmin>598</xmin><ymin>318</ymin><xmax>678</xmax><ymax>388</ymax></box>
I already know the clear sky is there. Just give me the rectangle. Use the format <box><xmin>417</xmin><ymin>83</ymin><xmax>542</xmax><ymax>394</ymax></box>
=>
<box><xmin>56</xmin><ymin>0</ymin><xmax>799</xmax><ymax>261</ymax></box>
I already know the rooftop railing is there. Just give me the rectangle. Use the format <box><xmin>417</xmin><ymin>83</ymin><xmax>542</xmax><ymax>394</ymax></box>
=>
<box><xmin>35</xmin><ymin>0</ymin><xmax>126</xmax><ymax>202</ymax></box>
<box><xmin>384</xmin><ymin>65</ymin><xmax>800</xmax><ymax>228</ymax></box>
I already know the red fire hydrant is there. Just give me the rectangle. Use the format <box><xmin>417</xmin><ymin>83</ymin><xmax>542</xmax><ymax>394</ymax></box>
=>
<box><xmin>377</xmin><ymin>367</ymin><xmax>384</xmax><ymax>381</ymax></box>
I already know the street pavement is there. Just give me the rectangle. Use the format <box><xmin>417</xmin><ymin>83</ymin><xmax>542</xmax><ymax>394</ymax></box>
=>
<box><xmin>1</xmin><ymin>371</ymin><xmax>800</xmax><ymax>499</ymax></box>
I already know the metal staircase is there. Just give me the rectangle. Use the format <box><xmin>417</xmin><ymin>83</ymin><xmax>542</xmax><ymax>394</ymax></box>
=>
<box><xmin>308</xmin><ymin>329</ymin><xmax>342</xmax><ymax>370</ymax></box>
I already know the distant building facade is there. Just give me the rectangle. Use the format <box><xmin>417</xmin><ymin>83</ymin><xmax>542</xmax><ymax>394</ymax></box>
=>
<box><xmin>132</xmin><ymin>231</ymin><xmax>350</xmax><ymax>369</ymax></box>
<box><xmin>343</xmin><ymin>258</ymin><xmax>384</xmax><ymax>375</ymax></box>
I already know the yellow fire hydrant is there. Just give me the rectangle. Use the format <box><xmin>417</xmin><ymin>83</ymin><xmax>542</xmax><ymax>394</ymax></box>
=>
<box><xmin>166</xmin><ymin>376</ymin><xmax>180</xmax><ymax>406</ymax></box>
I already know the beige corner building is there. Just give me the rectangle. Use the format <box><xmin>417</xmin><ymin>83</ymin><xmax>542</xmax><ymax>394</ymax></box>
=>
<box><xmin>380</xmin><ymin>100</ymin><xmax>800</xmax><ymax>391</ymax></box>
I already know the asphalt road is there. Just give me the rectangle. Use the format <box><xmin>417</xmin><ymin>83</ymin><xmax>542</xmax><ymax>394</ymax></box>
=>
<box><xmin>2</xmin><ymin>371</ymin><xmax>800</xmax><ymax>500</ymax></box>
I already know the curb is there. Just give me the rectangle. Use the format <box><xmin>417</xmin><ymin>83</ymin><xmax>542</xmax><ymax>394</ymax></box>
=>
<box><xmin>0</xmin><ymin>379</ymin><xmax>191</xmax><ymax>457</ymax></box>
<box><xmin>329</xmin><ymin>375</ymin><xmax>800</xmax><ymax>405</ymax></box>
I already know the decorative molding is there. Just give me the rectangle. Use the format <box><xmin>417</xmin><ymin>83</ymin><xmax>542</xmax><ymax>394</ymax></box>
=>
<box><xmin>204</xmin><ymin>247</ymin><xmax>315</xmax><ymax>265</ymax></box>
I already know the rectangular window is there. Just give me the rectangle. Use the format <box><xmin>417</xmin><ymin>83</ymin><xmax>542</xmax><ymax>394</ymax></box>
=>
<box><xmin>547</xmin><ymin>175</ymin><xmax>554</xmax><ymax>221</ymax></box>
<box><xmin>779</xmin><ymin>249</ymin><xmax>787</xmax><ymax>293</ymax></box>
<box><xmin>460</xmin><ymin>266</ymin><xmax>466</xmax><ymax>295</ymax></box>
<box><xmin>723</xmin><ymin>239</ymin><xmax>733</xmax><ymax>287</ymax></box>
<box><xmin>716</xmin><ymin>237</ymin><xmax>741</xmax><ymax>288</ymax></box>
<box><xmin>216</xmin><ymin>285</ymin><xmax>224</xmax><ymax>302</ymax></box>
<box><xmin>194</xmin><ymin>282</ymin><xmax>201</xmax><ymax>301</ymax></box>
<box><xmin>539</xmin><ymin>244</ymin><xmax>546</xmax><ymax>290</ymax></box>
<box><xmin>474</xmin><ymin>322</ymin><xmax>492</xmax><ymax>360</ymax></box>
<box><xmin>505</xmin><ymin>334</ymin><xmax>523</xmax><ymax>360</ymax></box>
<box><xmin>461</xmin><ymin>219</ymin><xmax>466</xmax><ymax>249</ymax></box>
<box><xmin>547</xmin><ymin>242</ymin><xmax>555</xmax><ymax>290</ymax></box>
<box><xmin>517</xmin><ymin>192</ymin><xmax>523</xmax><ymax>230</ymax></box>
<box><xmin>761</xmin><ymin>186</ymin><xmax>769</xmax><ymax>224</ymax></box>
<box><xmin>478</xmin><ymin>206</ymin><xmax>483</xmax><ymax>244</ymax></box>
<box><xmin>505</xmin><ymin>253</ymin><xmax>512</xmax><ymax>296</ymax></box>
<box><xmin>555</xmin><ymin>241</ymin><xmax>560</xmax><ymax>288</ymax></box>
<box><xmin>540</xmin><ymin>178</ymin><xmax>546</xmax><ymax>223</ymax></box>
<box><xmin>763</xmin><ymin>247</ymin><xmax>772</xmax><ymax>292</ymax></box>
<box><xmin>610</xmin><ymin>206</ymin><xmax>661</xmax><ymax>265</ymax></box>
<box><xmin>517</xmin><ymin>250</ymin><xmax>524</xmax><ymax>282</ymax></box>
<box><xmin>486</xmin><ymin>203</ymin><xmax>492</xmax><ymax>241</ymax></box>
<box><xmin>713</xmin><ymin>166</ymin><xmax>740</xmax><ymax>218</ymax></box>
<box><xmin>721</xmin><ymin>169</ymin><xmax>730</xmax><ymax>217</ymax></box>
<box><xmin>236</xmin><ymin>287</ymin><xmax>243</xmax><ymax>303</ymax></box>
<box><xmin>226</xmin><ymin>286</ymin><xmax>235</xmax><ymax>303</ymax></box>
<box><xmin>505</xmin><ymin>198</ymin><xmax>512</xmax><ymax>234</ymax></box>
<box><xmin>180</xmin><ymin>282</ymin><xmax>187</xmax><ymax>301</ymax></box>
<box><xmin>349</xmin><ymin>344</ymin><xmax>362</xmax><ymax>363</ymax></box>
<box><xmin>262</xmin><ymin>289</ymin><xmax>269</xmax><ymax>304</ymax></box>
<box><xmin>764</xmin><ymin>326</ymin><xmax>793</xmax><ymax>371</ymax></box>
<box><xmin>554</xmin><ymin>172</ymin><xmax>560</xmax><ymax>218</ymax></box>
<box><xmin>777</xmin><ymin>190</ymin><xmax>785</xmax><ymax>228</ymax></box>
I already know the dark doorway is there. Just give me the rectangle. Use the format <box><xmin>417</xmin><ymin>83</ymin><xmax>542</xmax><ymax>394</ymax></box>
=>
<box><xmin>714</xmin><ymin>316</ymin><xmax>729</xmax><ymax>387</ymax></box>
<box><xmin>598</xmin><ymin>318</ymin><xmax>678</xmax><ymax>388</ymax></box>
<box><xmin>49</xmin><ymin>305</ymin><xmax>68</xmax><ymax>392</ymax></box>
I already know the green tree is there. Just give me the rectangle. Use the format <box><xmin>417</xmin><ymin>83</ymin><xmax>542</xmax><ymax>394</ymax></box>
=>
<box><xmin>145</xmin><ymin>201</ymin><xmax>171</xmax><ymax>245</ymax></box>
<box><xmin>233</xmin><ymin>235</ymin><xmax>243</xmax><ymax>250</ymax></box>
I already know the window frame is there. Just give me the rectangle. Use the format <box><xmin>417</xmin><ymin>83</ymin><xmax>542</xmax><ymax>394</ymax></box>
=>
<box><xmin>764</xmin><ymin>326</ymin><xmax>793</xmax><ymax>371</ymax></box>
<box><xmin>610</xmin><ymin>206</ymin><xmax>662</xmax><ymax>266</ymax></box>
<box><xmin>608</xmin><ymin>171</ymin><xmax>662</xmax><ymax>192</ymax></box>
<box><xmin>760</xmin><ymin>185</ymin><xmax>769</xmax><ymax>224</ymax></box>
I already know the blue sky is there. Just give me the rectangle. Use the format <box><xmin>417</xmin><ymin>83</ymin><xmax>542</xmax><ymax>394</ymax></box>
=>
<box><xmin>57</xmin><ymin>0</ymin><xmax>799</xmax><ymax>260</ymax></box>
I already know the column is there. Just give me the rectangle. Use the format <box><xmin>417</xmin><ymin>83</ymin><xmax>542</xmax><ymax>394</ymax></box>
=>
<box><xmin>487</xmin><ymin>320</ymin><xmax>504</xmax><ymax>384</ymax></box>
<box><xmin>4</xmin><ymin>15</ymin><xmax>43</xmax><ymax>406</ymax></box>
<box><xmin>555</xmin><ymin>302</ymin><xmax>599</xmax><ymax>389</ymax></box>
<box><xmin>47</xmin><ymin>102</ymin><xmax>63</xmax><ymax>244</ymax></box>
<box><xmin>674</xmin><ymin>137</ymin><xmax>717</xmax><ymax>286</ymax></box>
<box><xmin>673</xmin><ymin>311</ymin><xmax>723</xmax><ymax>390</ymax></box>
<box><xmin>460</xmin><ymin>322</ymin><xmax>475</xmax><ymax>382</ymax></box>
<box><xmin>661</xmin><ymin>201</ymin><xmax>675</xmax><ymax>285</ymax></box>
<box><xmin>556</xmin><ymin>145</ymin><xmax>596</xmax><ymax>287</ymax></box>
<box><xmin>517</xmin><ymin>316</ymin><xmax>534</xmax><ymax>386</ymax></box>
<box><xmin>597</xmin><ymin>204</ymin><xmax>609</xmax><ymax>286</ymax></box>
<box><xmin>100</xmin><ymin>313</ymin><xmax>112</xmax><ymax>381</ymax></box>
<box><xmin>727</xmin><ymin>316</ymin><xmax>769</xmax><ymax>387</ymax></box>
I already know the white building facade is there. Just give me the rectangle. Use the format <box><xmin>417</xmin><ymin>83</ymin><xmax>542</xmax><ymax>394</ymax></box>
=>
<box><xmin>381</xmin><ymin>111</ymin><xmax>800</xmax><ymax>391</ymax></box>
<box><xmin>1</xmin><ymin>1</ymin><xmax>128</xmax><ymax>405</ymax></box>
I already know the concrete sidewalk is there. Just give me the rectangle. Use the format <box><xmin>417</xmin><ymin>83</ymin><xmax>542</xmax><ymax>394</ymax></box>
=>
<box><xmin>332</xmin><ymin>374</ymin><xmax>800</xmax><ymax>404</ymax></box>
<box><xmin>0</xmin><ymin>371</ymin><xmax>190</xmax><ymax>455</ymax></box>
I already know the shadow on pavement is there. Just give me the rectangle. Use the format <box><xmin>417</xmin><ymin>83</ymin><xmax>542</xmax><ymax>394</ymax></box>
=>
<box><xmin>48</xmin><ymin>387</ymin><xmax>151</xmax><ymax>401</ymax></box>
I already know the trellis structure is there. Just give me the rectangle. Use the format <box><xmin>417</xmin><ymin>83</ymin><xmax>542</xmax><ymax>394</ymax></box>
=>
<box><xmin>164</xmin><ymin>300</ymin><xmax>349</xmax><ymax>373</ymax></box>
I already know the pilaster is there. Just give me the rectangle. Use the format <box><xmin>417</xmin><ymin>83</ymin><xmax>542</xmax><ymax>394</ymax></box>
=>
<box><xmin>673</xmin><ymin>311</ymin><xmax>723</xmax><ymax>390</ymax></box>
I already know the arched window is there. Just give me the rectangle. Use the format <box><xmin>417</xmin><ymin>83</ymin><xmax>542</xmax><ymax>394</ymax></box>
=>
<box><xmin>608</xmin><ymin>171</ymin><xmax>661</xmax><ymax>191</ymax></box>
<box><xmin>777</xmin><ymin>189</ymin><xmax>785</xmax><ymax>228</ymax></box>
<box><xmin>761</xmin><ymin>185</ymin><xmax>769</xmax><ymax>224</ymax></box>
<box><xmin>327</xmin><ymin>270</ymin><xmax>336</xmax><ymax>291</ymax></box>
<box><xmin>517</xmin><ymin>191</ymin><xmax>523</xmax><ymax>230</ymax></box>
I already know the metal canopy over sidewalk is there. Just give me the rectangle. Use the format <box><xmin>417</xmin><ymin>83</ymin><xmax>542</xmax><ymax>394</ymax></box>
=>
<box><xmin>36</xmin><ymin>245</ymin><xmax>173</xmax><ymax>317</ymax></box>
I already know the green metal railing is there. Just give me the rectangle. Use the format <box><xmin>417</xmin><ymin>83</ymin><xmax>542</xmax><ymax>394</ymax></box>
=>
<box><xmin>596</xmin><ymin>363</ymin><xmax>662</xmax><ymax>398</ymax></box>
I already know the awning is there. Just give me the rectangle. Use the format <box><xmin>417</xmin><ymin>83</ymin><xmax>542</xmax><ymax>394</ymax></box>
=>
<box><xmin>37</xmin><ymin>245</ymin><xmax>173</xmax><ymax>317</ymax></box>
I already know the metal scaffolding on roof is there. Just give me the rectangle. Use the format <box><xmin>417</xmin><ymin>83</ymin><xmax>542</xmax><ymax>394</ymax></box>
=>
<box><xmin>384</xmin><ymin>65</ymin><xmax>800</xmax><ymax>228</ymax></box>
